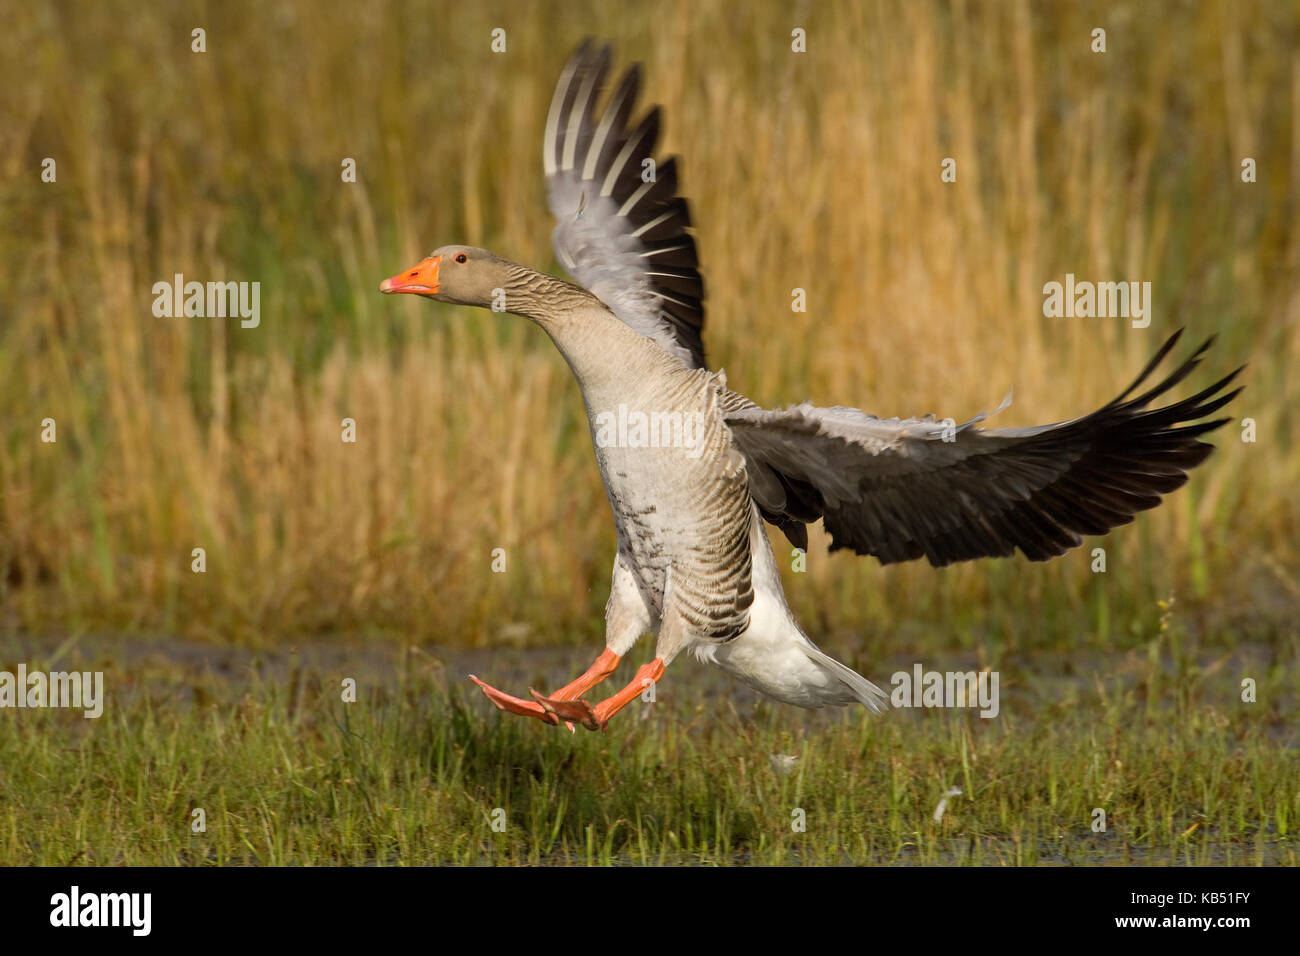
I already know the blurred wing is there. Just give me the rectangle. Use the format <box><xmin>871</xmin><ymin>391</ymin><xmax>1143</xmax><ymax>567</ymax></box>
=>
<box><xmin>543</xmin><ymin>39</ymin><xmax>706</xmax><ymax>369</ymax></box>
<box><xmin>725</xmin><ymin>331</ymin><xmax>1244</xmax><ymax>567</ymax></box>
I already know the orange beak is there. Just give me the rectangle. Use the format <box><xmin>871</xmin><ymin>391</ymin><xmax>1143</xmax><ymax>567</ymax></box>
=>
<box><xmin>379</xmin><ymin>256</ymin><xmax>441</xmax><ymax>295</ymax></box>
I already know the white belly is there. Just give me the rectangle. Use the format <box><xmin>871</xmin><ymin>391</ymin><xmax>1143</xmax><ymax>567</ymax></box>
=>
<box><xmin>696</xmin><ymin>506</ymin><xmax>889</xmax><ymax>711</ymax></box>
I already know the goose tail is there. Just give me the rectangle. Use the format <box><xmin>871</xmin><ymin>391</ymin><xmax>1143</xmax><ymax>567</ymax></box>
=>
<box><xmin>803</xmin><ymin>644</ymin><xmax>891</xmax><ymax>714</ymax></box>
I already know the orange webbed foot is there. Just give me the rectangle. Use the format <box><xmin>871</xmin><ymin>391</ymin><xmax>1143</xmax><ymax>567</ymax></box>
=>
<box><xmin>469</xmin><ymin>675</ymin><xmax>560</xmax><ymax>726</ymax></box>
<box><xmin>528</xmin><ymin>689</ymin><xmax>600</xmax><ymax>731</ymax></box>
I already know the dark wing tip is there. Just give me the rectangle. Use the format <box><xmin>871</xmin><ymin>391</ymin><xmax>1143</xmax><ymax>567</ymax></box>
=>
<box><xmin>544</xmin><ymin>40</ymin><xmax>708</xmax><ymax>368</ymax></box>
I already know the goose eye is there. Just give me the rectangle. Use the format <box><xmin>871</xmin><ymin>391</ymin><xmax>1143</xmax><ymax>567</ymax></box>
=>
<box><xmin>454</xmin><ymin>253</ymin><xmax>468</xmax><ymax>264</ymax></box>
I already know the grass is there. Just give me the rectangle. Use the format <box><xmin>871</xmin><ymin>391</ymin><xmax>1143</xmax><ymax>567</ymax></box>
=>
<box><xmin>0</xmin><ymin>0</ymin><xmax>1296</xmax><ymax>648</ymax></box>
<box><xmin>1</xmin><ymin>614</ymin><xmax>1296</xmax><ymax>866</ymax></box>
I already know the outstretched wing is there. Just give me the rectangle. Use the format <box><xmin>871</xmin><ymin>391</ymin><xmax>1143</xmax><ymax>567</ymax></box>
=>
<box><xmin>543</xmin><ymin>39</ymin><xmax>706</xmax><ymax>369</ymax></box>
<box><xmin>725</xmin><ymin>331</ymin><xmax>1244</xmax><ymax>567</ymax></box>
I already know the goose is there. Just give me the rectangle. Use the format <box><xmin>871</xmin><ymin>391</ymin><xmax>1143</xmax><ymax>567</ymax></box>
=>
<box><xmin>379</xmin><ymin>40</ymin><xmax>1243</xmax><ymax>731</ymax></box>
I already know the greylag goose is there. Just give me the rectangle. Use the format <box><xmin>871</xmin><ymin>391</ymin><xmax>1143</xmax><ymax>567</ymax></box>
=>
<box><xmin>379</xmin><ymin>41</ymin><xmax>1242</xmax><ymax>731</ymax></box>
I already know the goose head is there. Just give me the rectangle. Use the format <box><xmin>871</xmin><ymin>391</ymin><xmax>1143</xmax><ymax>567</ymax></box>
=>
<box><xmin>379</xmin><ymin>245</ymin><xmax>511</xmax><ymax>309</ymax></box>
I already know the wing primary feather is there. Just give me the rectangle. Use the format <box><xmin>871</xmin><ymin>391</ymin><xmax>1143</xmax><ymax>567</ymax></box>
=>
<box><xmin>724</xmin><ymin>335</ymin><xmax>1241</xmax><ymax>567</ymax></box>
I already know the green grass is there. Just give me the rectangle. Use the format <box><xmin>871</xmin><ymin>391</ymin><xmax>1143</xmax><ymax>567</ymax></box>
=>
<box><xmin>2</xmin><ymin>624</ymin><xmax>1295</xmax><ymax>866</ymax></box>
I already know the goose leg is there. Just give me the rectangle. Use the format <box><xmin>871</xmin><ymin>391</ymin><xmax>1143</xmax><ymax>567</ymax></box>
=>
<box><xmin>585</xmin><ymin>658</ymin><xmax>665</xmax><ymax>731</ymax></box>
<box><xmin>473</xmin><ymin>554</ymin><xmax>651</xmax><ymax>731</ymax></box>
<box><xmin>469</xmin><ymin>648</ymin><xmax>667</xmax><ymax>733</ymax></box>
<box><xmin>537</xmin><ymin>648</ymin><xmax>622</xmax><ymax>701</ymax></box>
<box><xmin>470</xmin><ymin>648</ymin><xmax>622</xmax><ymax>730</ymax></box>
<box><xmin>526</xmin><ymin>648</ymin><xmax>621</xmax><ymax>726</ymax></box>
